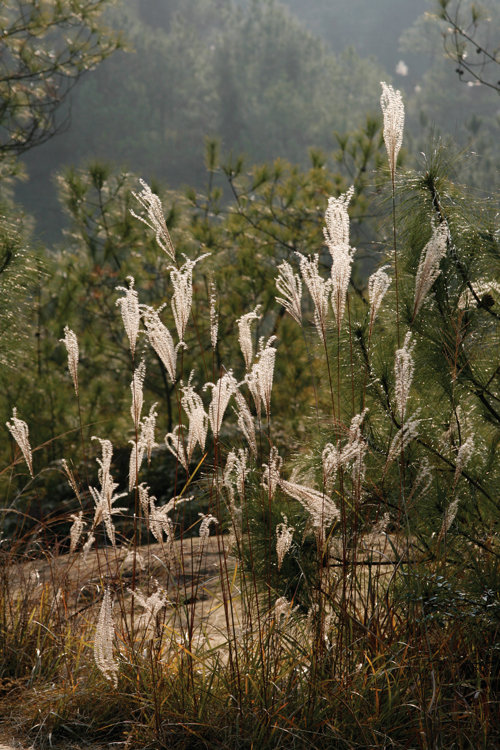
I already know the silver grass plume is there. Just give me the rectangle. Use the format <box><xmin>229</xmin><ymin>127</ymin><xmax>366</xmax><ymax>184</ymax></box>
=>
<box><xmin>61</xmin><ymin>459</ymin><xmax>80</xmax><ymax>500</ymax></box>
<box><xmin>82</xmin><ymin>532</ymin><xmax>95</xmax><ymax>561</ymax></box>
<box><xmin>165</xmin><ymin>425</ymin><xmax>189</xmax><ymax>471</ymax></box>
<box><xmin>380</xmin><ymin>82</ymin><xmax>405</xmax><ymax>180</ymax></box>
<box><xmin>409</xmin><ymin>456</ymin><xmax>433</xmax><ymax>502</ymax></box>
<box><xmin>279</xmin><ymin>477</ymin><xmax>340</xmax><ymax>531</ymax></box>
<box><xmin>330</xmin><ymin>245</ymin><xmax>355</xmax><ymax>328</ymax></box>
<box><xmin>323</xmin><ymin>187</ymin><xmax>356</xmax><ymax>329</ymax></box>
<box><xmin>341</xmin><ymin>409</ymin><xmax>369</xmax><ymax>485</ymax></box>
<box><xmin>276</xmin><ymin>515</ymin><xmax>294</xmax><ymax>570</ymax></box>
<box><xmin>130</xmin><ymin>179</ymin><xmax>176</xmax><ymax>262</ymax></box>
<box><xmin>148</xmin><ymin>496</ymin><xmax>175</xmax><ymax>549</ymax></box>
<box><xmin>140</xmin><ymin>403</ymin><xmax>158</xmax><ymax>463</ymax></box>
<box><xmin>130</xmin><ymin>359</ymin><xmax>146</xmax><ymax>430</ymax></box>
<box><xmin>60</xmin><ymin>326</ymin><xmax>79</xmax><ymax>395</ymax></box>
<box><xmin>394</xmin><ymin>332</ymin><xmax>414</xmax><ymax>421</ymax></box>
<box><xmin>413</xmin><ymin>222</ymin><xmax>449</xmax><ymax>319</ymax></box>
<box><xmin>261</xmin><ymin>446</ymin><xmax>282</xmax><ymax>500</ymax></box>
<box><xmin>69</xmin><ymin>511</ymin><xmax>84</xmax><ymax>554</ymax></box>
<box><xmin>297</xmin><ymin>253</ymin><xmax>332</xmax><ymax>339</ymax></box>
<box><xmin>148</xmin><ymin>494</ymin><xmax>193</xmax><ymax>552</ymax></box>
<box><xmin>90</xmin><ymin>437</ymin><xmax>127</xmax><ymax>546</ymax></box>
<box><xmin>368</xmin><ymin>265</ymin><xmax>391</xmax><ymax>332</ymax></box>
<box><xmin>199</xmin><ymin>513</ymin><xmax>218</xmax><ymax>541</ymax></box>
<box><xmin>170</xmin><ymin>254</ymin><xmax>210</xmax><ymax>343</ymax></box>
<box><xmin>181</xmin><ymin>376</ymin><xmax>208</xmax><ymax>456</ymax></box>
<box><xmin>224</xmin><ymin>447</ymin><xmax>249</xmax><ymax>499</ymax></box>
<box><xmin>138</xmin><ymin>483</ymin><xmax>151</xmax><ymax>517</ymax></box>
<box><xmin>323</xmin><ymin>187</ymin><xmax>354</xmax><ymax>248</ymax></box>
<box><xmin>205</xmin><ymin>370</ymin><xmax>238</xmax><ymax>439</ymax></box>
<box><xmin>116</xmin><ymin>276</ymin><xmax>140</xmax><ymax>358</ymax></box>
<box><xmin>244</xmin><ymin>336</ymin><xmax>277</xmax><ymax>419</ymax></box>
<box><xmin>129</xmin><ymin>587</ymin><xmax>168</xmax><ymax>634</ymax></box>
<box><xmin>142</xmin><ymin>304</ymin><xmax>184</xmax><ymax>383</ymax></box>
<box><xmin>128</xmin><ymin>440</ymin><xmax>144</xmax><ymax>493</ymax></box>
<box><xmin>454</xmin><ymin>436</ymin><xmax>474</xmax><ymax>485</ymax></box>
<box><xmin>94</xmin><ymin>587</ymin><xmax>119</xmax><ymax>687</ymax></box>
<box><xmin>386</xmin><ymin>413</ymin><xmax>421</xmax><ymax>465</ymax></box>
<box><xmin>323</xmin><ymin>410</ymin><xmax>369</xmax><ymax>489</ymax></box>
<box><xmin>6</xmin><ymin>408</ymin><xmax>33</xmax><ymax>477</ymax></box>
<box><xmin>237</xmin><ymin>305</ymin><xmax>261</xmax><ymax>370</ymax></box>
<box><xmin>128</xmin><ymin>404</ymin><xmax>158</xmax><ymax>492</ymax></box>
<box><xmin>223</xmin><ymin>449</ymin><xmax>248</xmax><ymax>543</ymax></box>
<box><xmin>322</xmin><ymin>443</ymin><xmax>340</xmax><ymax>493</ymax></box>
<box><xmin>209</xmin><ymin>280</ymin><xmax>218</xmax><ymax>350</ymax></box>
<box><xmin>122</xmin><ymin>548</ymin><xmax>146</xmax><ymax>572</ymax></box>
<box><xmin>234</xmin><ymin>389</ymin><xmax>257</xmax><ymax>457</ymax></box>
<box><xmin>275</xmin><ymin>261</ymin><xmax>302</xmax><ymax>324</ymax></box>
<box><xmin>439</xmin><ymin>496</ymin><xmax>461</xmax><ymax>541</ymax></box>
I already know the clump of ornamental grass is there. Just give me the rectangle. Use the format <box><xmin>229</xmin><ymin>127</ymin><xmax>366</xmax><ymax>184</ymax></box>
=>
<box><xmin>1</xmin><ymin>83</ymin><xmax>499</xmax><ymax>749</ymax></box>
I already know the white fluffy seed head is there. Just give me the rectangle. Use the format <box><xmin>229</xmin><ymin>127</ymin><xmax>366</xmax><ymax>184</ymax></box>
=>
<box><xmin>413</xmin><ymin>222</ymin><xmax>449</xmax><ymax>319</ymax></box>
<box><xmin>439</xmin><ymin>496</ymin><xmax>461</xmax><ymax>540</ymax></box>
<box><xmin>6</xmin><ymin>408</ymin><xmax>33</xmax><ymax>477</ymax></box>
<box><xmin>130</xmin><ymin>179</ymin><xmax>176</xmax><ymax>261</ymax></box>
<box><xmin>234</xmin><ymin>390</ymin><xmax>257</xmax><ymax>457</ymax></box>
<box><xmin>128</xmin><ymin>439</ymin><xmax>145</xmax><ymax>492</ymax></box>
<box><xmin>69</xmin><ymin>511</ymin><xmax>84</xmax><ymax>554</ymax></box>
<box><xmin>140</xmin><ymin>403</ymin><xmax>158</xmax><ymax>463</ymax></box>
<box><xmin>209</xmin><ymin>281</ymin><xmax>218</xmax><ymax>350</ymax></box>
<box><xmin>116</xmin><ymin>276</ymin><xmax>140</xmax><ymax>358</ymax></box>
<box><xmin>297</xmin><ymin>253</ymin><xmax>332</xmax><ymax>339</ymax></box>
<box><xmin>368</xmin><ymin>265</ymin><xmax>391</xmax><ymax>331</ymax></box>
<box><xmin>454</xmin><ymin>436</ymin><xmax>474</xmax><ymax>485</ymax></box>
<box><xmin>330</xmin><ymin>246</ymin><xmax>355</xmax><ymax>329</ymax></box>
<box><xmin>276</xmin><ymin>515</ymin><xmax>294</xmax><ymax>570</ymax></box>
<box><xmin>170</xmin><ymin>254</ymin><xmax>210</xmax><ymax>343</ymax></box>
<box><xmin>380</xmin><ymin>82</ymin><xmax>405</xmax><ymax>179</ymax></box>
<box><xmin>60</xmin><ymin>326</ymin><xmax>79</xmax><ymax>395</ymax></box>
<box><xmin>199</xmin><ymin>513</ymin><xmax>218</xmax><ymax>541</ymax></box>
<box><xmin>386</xmin><ymin>413</ymin><xmax>421</xmax><ymax>465</ymax></box>
<box><xmin>279</xmin><ymin>477</ymin><xmax>340</xmax><ymax>531</ymax></box>
<box><xmin>165</xmin><ymin>425</ymin><xmax>189</xmax><ymax>471</ymax></box>
<box><xmin>323</xmin><ymin>186</ymin><xmax>354</xmax><ymax>249</ymax></box>
<box><xmin>237</xmin><ymin>305</ymin><xmax>261</xmax><ymax>370</ymax></box>
<box><xmin>261</xmin><ymin>446</ymin><xmax>282</xmax><ymax>500</ymax></box>
<box><xmin>181</xmin><ymin>378</ymin><xmax>208</xmax><ymax>456</ymax></box>
<box><xmin>142</xmin><ymin>305</ymin><xmax>183</xmax><ymax>384</ymax></box>
<box><xmin>275</xmin><ymin>261</ymin><xmax>302</xmax><ymax>325</ymax></box>
<box><xmin>130</xmin><ymin>359</ymin><xmax>146</xmax><ymax>430</ymax></box>
<box><xmin>394</xmin><ymin>332</ymin><xmax>414</xmax><ymax>422</ymax></box>
<box><xmin>94</xmin><ymin>588</ymin><xmax>119</xmax><ymax>687</ymax></box>
<box><xmin>205</xmin><ymin>370</ymin><xmax>238</xmax><ymax>439</ymax></box>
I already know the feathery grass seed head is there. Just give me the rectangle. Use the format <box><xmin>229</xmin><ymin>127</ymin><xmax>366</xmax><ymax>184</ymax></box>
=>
<box><xmin>394</xmin><ymin>332</ymin><xmax>415</xmax><ymax>421</ymax></box>
<box><xmin>131</xmin><ymin>179</ymin><xmax>176</xmax><ymax>261</ymax></box>
<box><xmin>60</xmin><ymin>326</ymin><xmax>79</xmax><ymax>395</ymax></box>
<box><xmin>275</xmin><ymin>261</ymin><xmax>302</xmax><ymax>324</ymax></box>
<box><xmin>94</xmin><ymin>587</ymin><xmax>118</xmax><ymax>687</ymax></box>
<box><xmin>380</xmin><ymin>82</ymin><xmax>405</xmax><ymax>179</ymax></box>
<box><xmin>6</xmin><ymin>408</ymin><xmax>33</xmax><ymax>477</ymax></box>
<box><xmin>116</xmin><ymin>276</ymin><xmax>140</xmax><ymax>358</ymax></box>
<box><xmin>413</xmin><ymin>222</ymin><xmax>449</xmax><ymax>319</ymax></box>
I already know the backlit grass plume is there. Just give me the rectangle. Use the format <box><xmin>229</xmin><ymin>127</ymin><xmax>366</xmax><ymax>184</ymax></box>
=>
<box><xmin>6</xmin><ymin>407</ymin><xmax>33</xmax><ymax>477</ymax></box>
<box><xmin>380</xmin><ymin>82</ymin><xmax>404</xmax><ymax>180</ymax></box>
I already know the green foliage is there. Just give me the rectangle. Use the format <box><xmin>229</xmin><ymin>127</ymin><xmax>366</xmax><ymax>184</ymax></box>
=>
<box><xmin>0</xmin><ymin>0</ymin><xmax>121</xmax><ymax>160</ymax></box>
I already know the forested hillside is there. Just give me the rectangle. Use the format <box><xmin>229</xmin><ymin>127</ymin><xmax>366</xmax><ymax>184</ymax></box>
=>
<box><xmin>15</xmin><ymin>0</ymin><xmax>499</xmax><ymax>241</ymax></box>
